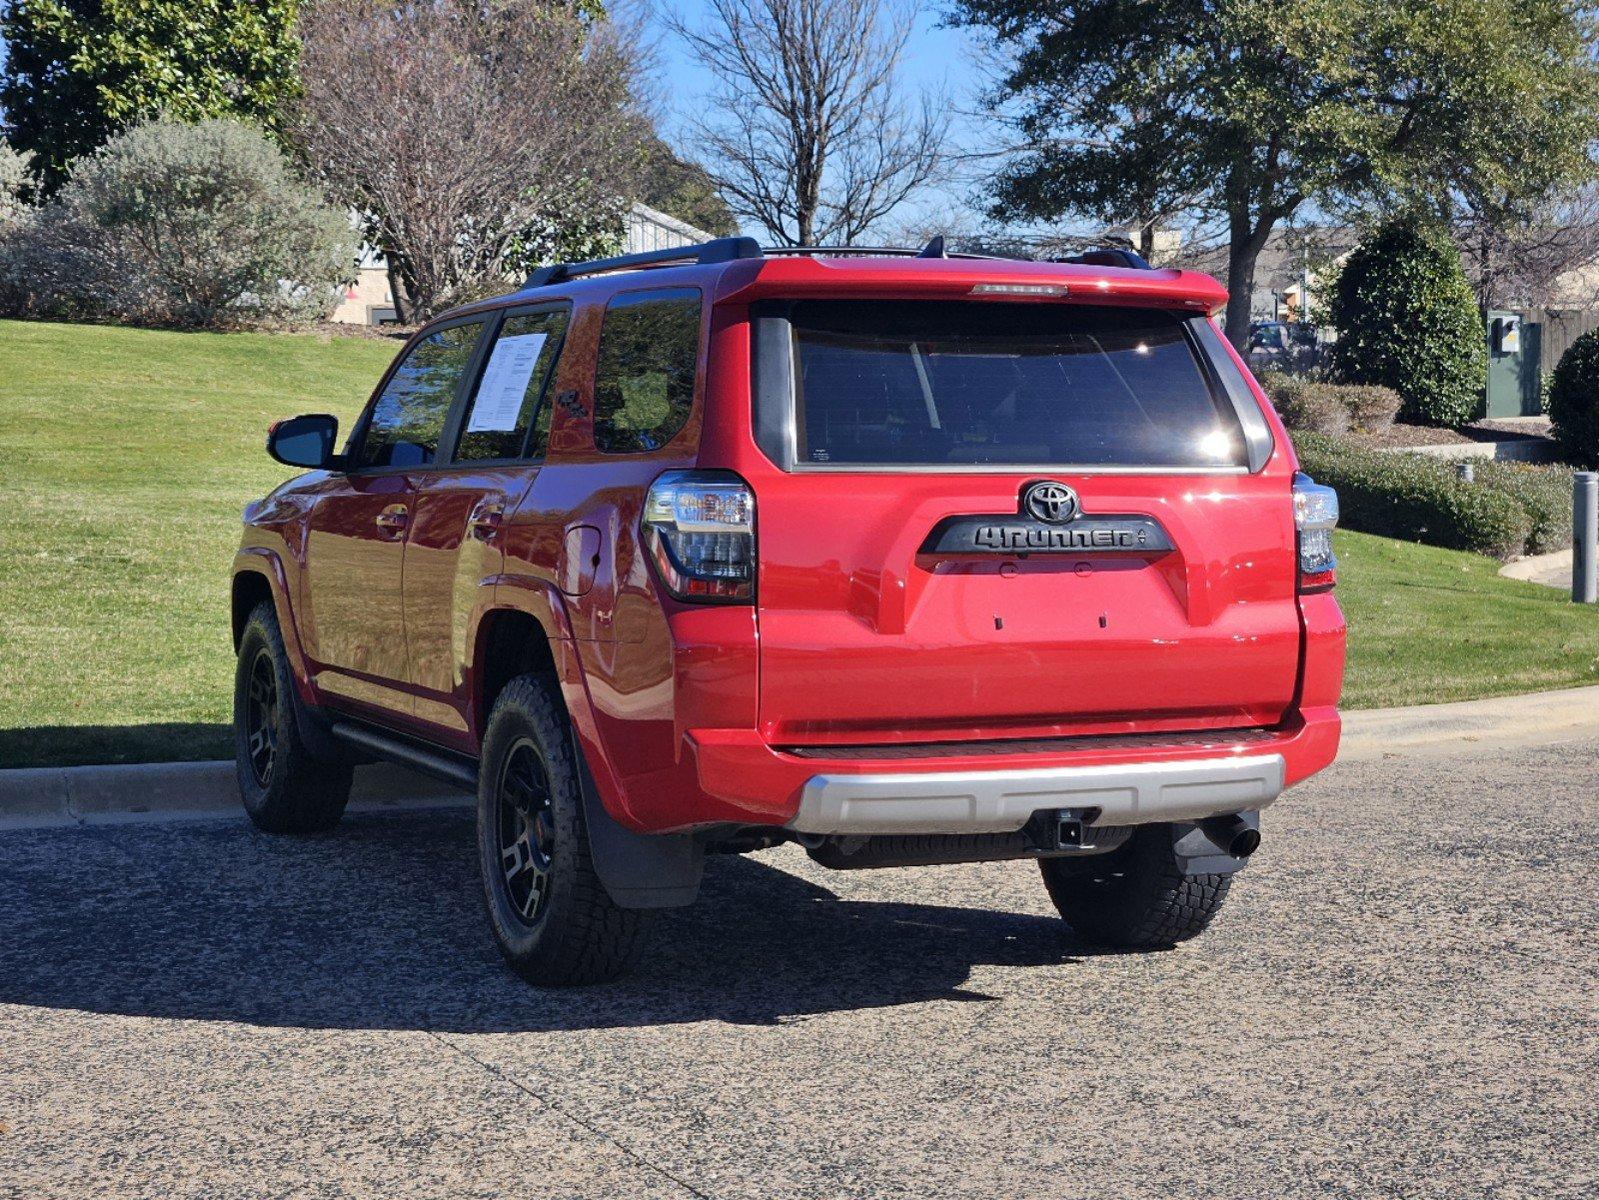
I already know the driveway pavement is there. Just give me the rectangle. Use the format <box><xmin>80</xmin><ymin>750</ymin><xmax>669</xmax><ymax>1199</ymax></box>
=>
<box><xmin>2</xmin><ymin>737</ymin><xmax>1595</xmax><ymax>1199</ymax></box>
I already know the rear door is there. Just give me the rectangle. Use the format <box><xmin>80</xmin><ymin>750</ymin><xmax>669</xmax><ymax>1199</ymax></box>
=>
<box><xmin>748</xmin><ymin>298</ymin><xmax>1298</xmax><ymax>746</ymax></box>
<box><xmin>403</xmin><ymin>304</ymin><xmax>570</xmax><ymax>737</ymax></box>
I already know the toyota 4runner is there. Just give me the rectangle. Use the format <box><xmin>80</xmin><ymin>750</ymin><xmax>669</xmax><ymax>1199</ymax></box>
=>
<box><xmin>231</xmin><ymin>238</ymin><xmax>1345</xmax><ymax>984</ymax></box>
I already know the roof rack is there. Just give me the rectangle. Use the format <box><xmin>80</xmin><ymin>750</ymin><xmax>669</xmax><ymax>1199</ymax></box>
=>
<box><xmin>519</xmin><ymin>235</ymin><xmax>1148</xmax><ymax>290</ymax></box>
<box><xmin>762</xmin><ymin>237</ymin><xmax>1015</xmax><ymax>262</ymax></box>
<box><xmin>522</xmin><ymin>235</ymin><xmax>762</xmax><ymax>289</ymax></box>
<box><xmin>1054</xmin><ymin>247</ymin><xmax>1154</xmax><ymax>271</ymax></box>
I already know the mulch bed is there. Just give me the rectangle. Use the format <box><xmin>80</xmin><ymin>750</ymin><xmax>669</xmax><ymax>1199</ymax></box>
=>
<box><xmin>1345</xmin><ymin>417</ymin><xmax>1555</xmax><ymax>452</ymax></box>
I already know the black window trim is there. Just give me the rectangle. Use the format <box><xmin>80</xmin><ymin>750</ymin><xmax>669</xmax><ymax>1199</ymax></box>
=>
<box><xmin>442</xmin><ymin>299</ymin><xmax>574</xmax><ymax>468</ymax></box>
<box><xmin>343</xmin><ymin>311</ymin><xmax>498</xmax><ymax>477</ymax></box>
<box><xmin>591</xmin><ymin>284</ymin><xmax>706</xmax><ymax>457</ymax></box>
<box><xmin>749</xmin><ymin>300</ymin><xmax>1275</xmax><ymax>476</ymax></box>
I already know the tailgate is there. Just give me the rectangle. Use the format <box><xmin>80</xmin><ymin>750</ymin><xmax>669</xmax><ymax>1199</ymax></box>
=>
<box><xmin>748</xmin><ymin>297</ymin><xmax>1298</xmax><ymax>745</ymax></box>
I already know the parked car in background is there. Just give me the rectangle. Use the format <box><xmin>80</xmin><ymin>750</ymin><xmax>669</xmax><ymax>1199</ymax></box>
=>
<box><xmin>1249</xmin><ymin>320</ymin><xmax>1324</xmax><ymax>374</ymax></box>
<box><xmin>230</xmin><ymin>239</ymin><xmax>1346</xmax><ymax>984</ymax></box>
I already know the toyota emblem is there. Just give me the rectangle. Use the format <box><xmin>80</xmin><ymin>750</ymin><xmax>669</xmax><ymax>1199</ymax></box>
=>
<box><xmin>1022</xmin><ymin>481</ymin><xmax>1080</xmax><ymax>524</ymax></box>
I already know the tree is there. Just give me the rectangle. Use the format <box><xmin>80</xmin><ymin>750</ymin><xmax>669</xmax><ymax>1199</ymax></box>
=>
<box><xmin>667</xmin><ymin>0</ymin><xmax>945</xmax><ymax>245</ymax></box>
<box><xmin>638</xmin><ymin>137</ymin><xmax>738</xmax><ymax>237</ymax></box>
<box><xmin>1329</xmin><ymin>216</ymin><xmax>1485</xmax><ymax>427</ymax></box>
<box><xmin>0</xmin><ymin>1</ymin><xmax>301</xmax><ymax>188</ymax></box>
<box><xmin>950</xmin><ymin>0</ymin><xmax>1599</xmax><ymax>347</ymax></box>
<box><xmin>1456</xmin><ymin>186</ymin><xmax>1599</xmax><ymax>310</ymax></box>
<box><xmin>0</xmin><ymin>117</ymin><xmax>356</xmax><ymax>327</ymax></box>
<box><xmin>294</xmin><ymin>0</ymin><xmax>649</xmax><ymax>321</ymax></box>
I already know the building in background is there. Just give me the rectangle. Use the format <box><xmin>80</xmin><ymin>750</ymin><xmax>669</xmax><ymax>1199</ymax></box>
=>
<box><xmin>330</xmin><ymin>203</ymin><xmax>715</xmax><ymax>326</ymax></box>
<box><xmin>624</xmin><ymin>202</ymin><xmax>712</xmax><ymax>254</ymax></box>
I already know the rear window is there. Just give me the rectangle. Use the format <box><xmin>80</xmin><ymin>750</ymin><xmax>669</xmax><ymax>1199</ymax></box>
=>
<box><xmin>783</xmin><ymin>301</ymin><xmax>1248</xmax><ymax>469</ymax></box>
<box><xmin>593</xmin><ymin>288</ymin><xmax>702</xmax><ymax>454</ymax></box>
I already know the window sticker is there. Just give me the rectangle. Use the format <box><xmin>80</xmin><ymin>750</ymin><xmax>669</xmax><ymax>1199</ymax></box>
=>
<box><xmin>467</xmin><ymin>332</ymin><xmax>548</xmax><ymax>433</ymax></box>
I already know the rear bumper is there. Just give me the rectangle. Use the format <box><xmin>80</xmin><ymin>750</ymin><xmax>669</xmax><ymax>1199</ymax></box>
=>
<box><xmin>684</xmin><ymin>707</ymin><xmax>1339</xmax><ymax>833</ymax></box>
<box><xmin>787</xmin><ymin>753</ymin><xmax>1285</xmax><ymax>835</ymax></box>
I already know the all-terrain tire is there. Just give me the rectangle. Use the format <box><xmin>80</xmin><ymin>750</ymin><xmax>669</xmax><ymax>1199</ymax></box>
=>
<box><xmin>1039</xmin><ymin>824</ymin><xmax>1233</xmax><ymax>949</ymax></box>
<box><xmin>233</xmin><ymin>601</ymin><xmax>353</xmax><ymax>833</ymax></box>
<box><xmin>476</xmin><ymin>674</ymin><xmax>653</xmax><ymax>986</ymax></box>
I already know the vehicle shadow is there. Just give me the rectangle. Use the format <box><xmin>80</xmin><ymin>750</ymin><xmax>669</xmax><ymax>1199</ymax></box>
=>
<box><xmin>0</xmin><ymin>723</ymin><xmax>231</xmax><ymax>770</ymax></box>
<box><xmin>0</xmin><ymin>809</ymin><xmax>1111</xmax><ymax>1033</ymax></box>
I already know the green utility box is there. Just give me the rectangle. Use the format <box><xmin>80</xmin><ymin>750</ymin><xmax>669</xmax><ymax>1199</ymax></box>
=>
<box><xmin>1485</xmin><ymin>310</ymin><xmax>1543</xmax><ymax>417</ymax></box>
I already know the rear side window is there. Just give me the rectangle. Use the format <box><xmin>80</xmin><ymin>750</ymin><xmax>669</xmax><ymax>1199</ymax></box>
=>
<box><xmin>593</xmin><ymin>288</ymin><xmax>701</xmax><ymax>454</ymax></box>
<box><xmin>782</xmin><ymin>301</ymin><xmax>1248</xmax><ymax>469</ymax></box>
<box><xmin>355</xmin><ymin>321</ymin><xmax>484</xmax><ymax>469</ymax></box>
<box><xmin>454</xmin><ymin>308</ymin><xmax>569</xmax><ymax>462</ymax></box>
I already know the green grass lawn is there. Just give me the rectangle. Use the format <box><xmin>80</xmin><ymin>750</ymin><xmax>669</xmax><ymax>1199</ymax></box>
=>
<box><xmin>1336</xmin><ymin>529</ymin><xmax>1599</xmax><ymax>706</ymax></box>
<box><xmin>1</xmin><ymin>317</ymin><xmax>1597</xmax><ymax>769</ymax></box>
<box><xmin>0</xmin><ymin>319</ymin><xmax>396</xmax><ymax>769</ymax></box>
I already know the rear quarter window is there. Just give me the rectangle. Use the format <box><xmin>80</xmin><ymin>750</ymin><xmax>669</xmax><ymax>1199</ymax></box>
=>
<box><xmin>592</xmin><ymin>288</ymin><xmax>702</xmax><ymax>454</ymax></box>
<box><xmin>780</xmin><ymin>301</ymin><xmax>1250</xmax><ymax>470</ymax></box>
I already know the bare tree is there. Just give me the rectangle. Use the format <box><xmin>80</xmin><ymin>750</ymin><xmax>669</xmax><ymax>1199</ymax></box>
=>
<box><xmin>1456</xmin><ymin>187</ymin><xmax>1599</xmax><ymax>311</ymax></box>
<box><xmin>667</xmin><ymin>0</ymin><xmax>945</xmax><ymax>246</ymax></box>
<box><xmin>295</xmin><ymin>0</ymin><xmax>650</xmax><ymax>320</ymax></box>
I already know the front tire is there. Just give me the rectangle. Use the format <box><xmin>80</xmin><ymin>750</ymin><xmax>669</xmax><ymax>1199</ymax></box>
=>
<box><xmin>476</xmin><ymin>675</ymin><xmax>652</xmax><ymax>986</ymax></box>
<box><xmin>233</xmin><ymin>601</ymin><xmax>353</xmax><ymax>833</ymax></box>
<box><xmin>1039</xmin><ymin>824</ymin><xmax>1233</xmax><ymax>949</ymax></box>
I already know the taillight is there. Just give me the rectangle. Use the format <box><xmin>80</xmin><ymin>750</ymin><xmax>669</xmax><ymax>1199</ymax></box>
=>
<box><xmin>642</xmin><ymin>470</ymin><xmax>756</xmax><ymax>603</ymax></box>
<box><xmin>1293</xmin><ymin>473</ymin><xmax>1339</xmax><ymax>593</ymax></box>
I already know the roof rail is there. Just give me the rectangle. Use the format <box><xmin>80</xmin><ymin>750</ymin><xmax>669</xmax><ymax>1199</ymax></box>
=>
<box><xmin>522</xmin><ymin>235</ymin><xmax>762</xmax><ymax>289</ymax></box>
<box><xmin>1056</xmin><ymin>247</ymin><xmax>1154</xmax><ymax>271</ymax></box>
<box><xmin>762</xmin><ymin>243</ymin><xmax>1015</xmax><ymax>262</ymax></box>
<box><xmin>520</xmin><ymin>234</ymin><xmax>1064</xmax><ymax>289</ymax></box>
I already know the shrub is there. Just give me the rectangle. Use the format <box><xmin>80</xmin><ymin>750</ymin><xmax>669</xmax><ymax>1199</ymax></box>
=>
<box><xmin>0</xmin><ymin>142</ymin><xmax>32</xmax><ymax>224</ymax></box>
<box><xmin>1337</xmin><ymin>383</ymin><xmax>1404</xmax><ymax>430</ymax></box>
<box><xmin>0</xmin><ymin>117</ymin><xmax>356</xmax><ymax>328</ymax></box>
<box><xmin>1473</xmin><ymin>459</ymin><xmax>1575</xmax><ymax>554</ymax></box>
<box><xmin>1329</xmin><ymin>216</ymin><xmax>1486</xmax><ymax>427</ymax></box>
<box><xmin>1257</xmin><ymin>372</ymin><xmax>1349</xmax><ymax>435</ymax></box>
<box><xmin>1548</xmin><ymin>329</ymin><xmax>1599</xmax><ymax>468</ymax></box>
<box><xmin>1257</xmin><ymin>372</ymin><xmax>1401</xmax><ymax>434</ymax></box>
<box><xmin>1294</xmin><ymin>434</ymin><xmax>1529</xmax><ymax>559</ymax></box>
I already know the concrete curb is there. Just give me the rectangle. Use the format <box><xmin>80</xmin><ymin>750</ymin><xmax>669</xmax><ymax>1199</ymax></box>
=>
<box><xmin>1499</xmin><ymin>548</ymin><xmax>1571</xmax><ymax>590</ymax></box>
<box><xmin>0</xmin><ymin>759</ymin><xmax>466</xmax><ymax>831</ymax></box>
<box><xmin>4</xmin><ymin>686</ymin><xmax>1598</xmax><ymax>828</ymax></box>
<box><xmin>1338</xmin><ymin>684</ymin><xmax>1599</xmax><ymax>760</ymax></box>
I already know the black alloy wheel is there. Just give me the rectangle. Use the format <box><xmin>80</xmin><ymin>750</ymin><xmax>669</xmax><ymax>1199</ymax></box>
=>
<box><xmin>244</xmin><ymin>646</ymin><xmax>280</xmax><ymax>787</ymax></box>
<box><xmin>496</xmin><ymin>737</ymin><xmax>556</xmax><ymax>926</ymax></box>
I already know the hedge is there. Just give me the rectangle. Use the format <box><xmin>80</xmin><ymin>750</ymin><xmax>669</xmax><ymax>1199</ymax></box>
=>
<box><xmin>1294</xmin><ymin>434</ymin><xmax>1529</xmax><ymax>560</ymax></box>
<box><xmin>1258</xmin><ymin>372</ymin><xmax>1402</xmax><ymax>434</ymax></box>
<box><xmin>1471</xmin><ymin>459</ymin><xmax>1574</xmax><ymax>555</ymax></box>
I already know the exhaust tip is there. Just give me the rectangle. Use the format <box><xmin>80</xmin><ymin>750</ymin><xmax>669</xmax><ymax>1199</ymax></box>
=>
<box><xmin>1201</xmin><ymin>814</ymin><xmax>1261</xmax><ymax>859</ymax></box>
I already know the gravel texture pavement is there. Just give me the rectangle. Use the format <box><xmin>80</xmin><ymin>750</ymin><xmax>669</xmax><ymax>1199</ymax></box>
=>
<box><xmin>2</xmin><ymin>737</ymin><xmax>1595</xmax><ymax>1199</ymax></box>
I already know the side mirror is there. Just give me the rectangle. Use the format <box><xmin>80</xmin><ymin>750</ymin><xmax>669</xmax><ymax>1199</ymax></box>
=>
<box><xmin>267</xmin><ymin>413</ymin><xmax>340</xmax><ymax>469</ymax></box>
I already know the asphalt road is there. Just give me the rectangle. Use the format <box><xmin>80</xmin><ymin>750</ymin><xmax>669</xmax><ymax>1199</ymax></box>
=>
<box><xmin>2</xmin><ymin>737</ymin><xmax>1595</xmax><ymax>1199</ymax></box>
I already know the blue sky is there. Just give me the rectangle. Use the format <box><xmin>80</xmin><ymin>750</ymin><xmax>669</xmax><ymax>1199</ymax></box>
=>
<box><xmin>647</xmin><ymin>0</ymin><xmax>998</xmax><ymax>236</ymax></box>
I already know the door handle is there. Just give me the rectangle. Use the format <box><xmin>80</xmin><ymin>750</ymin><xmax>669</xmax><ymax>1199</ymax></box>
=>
<box><xmin>374</xmin><ymin>504</ymin><xmax>409</xmax><ymax>538</ymax></box>
<box><xmin>468</xmin><ymin>501</ymin><xmax>505</xmax><ymax>542</ymax></box>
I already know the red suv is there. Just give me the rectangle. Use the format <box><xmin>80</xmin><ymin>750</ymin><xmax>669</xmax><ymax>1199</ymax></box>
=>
<box><xmin>231</xmin><ymin>239</ymin><xmax>1344</xmax><ymax>984</ymax></box>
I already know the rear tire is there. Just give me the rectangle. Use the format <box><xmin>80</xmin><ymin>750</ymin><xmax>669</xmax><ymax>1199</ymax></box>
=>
<box><xmin>1039</xmin><ymin>824</ymin><xmax>1233</xmax><ymax>949</ymax></box>
<box><xmin>233</xmin><ymin>601</ymin><xmax>353</xmax><ymax>834</ymax></box>
<box><xmin>476</xmin><ymin>674</ymin><xmax>652</xmax><ymax>986</ymax></box>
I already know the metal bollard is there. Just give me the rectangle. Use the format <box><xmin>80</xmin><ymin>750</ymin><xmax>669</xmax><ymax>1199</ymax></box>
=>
<box><xmin>1574</xmin><ymin>472</ymin><xmax>1598</xmax><ymax>604</ymax></box>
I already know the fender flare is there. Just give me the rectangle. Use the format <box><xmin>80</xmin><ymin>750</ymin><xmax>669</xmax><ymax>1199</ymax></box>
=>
<box><xmin>479</xmin><ymin>578</ymin><xmax>704</xmax><ymax>909</ymax></box>
<box><xmin>232</xmin><ymin>548</ymin><xmax>340</xmax><ymax>760</ymax></box>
